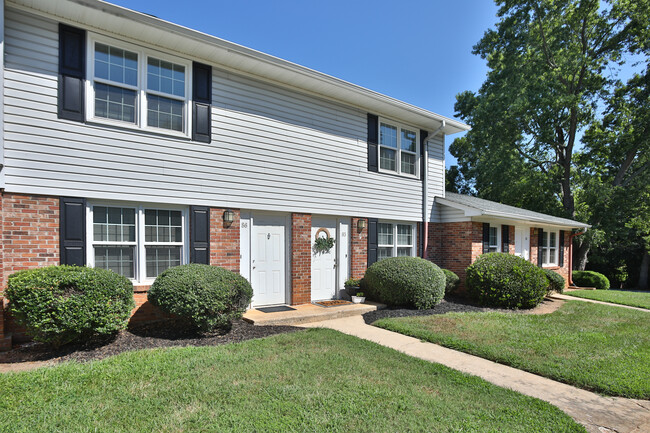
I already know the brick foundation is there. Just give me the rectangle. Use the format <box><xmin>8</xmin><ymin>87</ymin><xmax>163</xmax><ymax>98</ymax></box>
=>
<box><xmin>209</xmin><ymin>208</ymin><xmax>240</xmax><ymax>273</ymax></box>
<box><xmin>291</xmin><ymin>213</ymin><xmax>311</xmax><ymax>305</ymax></box>
<box><xmin>350</xmin><ymin>217</ymin><xmax>368</xmax><ymax>280</ymax></box>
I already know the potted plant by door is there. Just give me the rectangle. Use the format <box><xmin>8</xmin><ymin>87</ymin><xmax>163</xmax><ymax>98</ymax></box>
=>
<box><xmin>351</xmin><ymin>292</ymin><xmax>365</xmax><ymax>304</ymax></box>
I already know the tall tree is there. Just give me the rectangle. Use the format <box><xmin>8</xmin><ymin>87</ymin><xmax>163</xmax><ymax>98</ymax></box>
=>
<box><xmin>451</xmin><ymin>0</ymin><xmax>648</xmax><ymax>270</ymax></box>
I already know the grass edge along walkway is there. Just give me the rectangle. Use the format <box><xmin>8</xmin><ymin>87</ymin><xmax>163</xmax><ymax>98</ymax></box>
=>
<box><xmin>562</xmin><ymin>289</ymin><xmax>650</xmax><ymax>310</ymax></box>
<box><xmin>0</xmin><ymin>328</ymin><xmax>585</xmax><ymax>433</ymax></box>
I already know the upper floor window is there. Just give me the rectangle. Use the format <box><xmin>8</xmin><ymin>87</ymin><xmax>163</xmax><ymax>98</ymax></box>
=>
<box><xmin>88</xmin><ymin>37</ymin><xmax>190</xmax><ymax>135</ymax></box>
<box><xmin>379</xmin><ymin>121</ymin><xmax>419</xmax><ymax>177</ymax></box>
<box><xmin>541</xmin><ymin>230</ymin><xmax>558</xmax><ymax>266</ymax></box>
<box><xmin>88</xmin><ymin>203</ymin><xmax>188</xmax><ymax>283</ymax></box>
<box><xmin>378</xmin><ymin>222</ymin><xmax>415</xmax><ymax>260</ymax></box>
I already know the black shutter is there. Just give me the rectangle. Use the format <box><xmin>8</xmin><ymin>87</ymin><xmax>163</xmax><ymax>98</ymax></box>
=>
<box><xmin>482</xmin><ymin>223</ymin><xmax>490</xmax><ymax>254</ymax></box>
<box><xmin>60</xmin><ymin>197</ymin><xmax>86</xmax><ymax>266</ymax></box>
<box><xmin>559</xmin><ymin>230</ymin><xmax>565</xmax><ymax>267</ymax></box>
<box><xmin>192</xmin><ymin>62</ymin><xmax>212</xmax><ymax>143</ymax></box>
<box><xmin>367</xmin><ymin>114</ymin><xmax>378</xmax><ymax>172</ymax></box>
<box><xmin>420</xmin><ymin>130</ymin><xmax>428</xmax><ymax>181</ymax></box>
<box><xmin>501</xmin><ymin>225</ymin><xmax>510</xmax><ymax>253</ymax></box>
<box><xmin>367</xmin><ymin>218</ymin><xmax>378</xmax><ymax>266</ymax></box>
<box><xmin>58</xmin><ymin>24</ymin><xmax>86</xmax><ymax>122</ymax></box>
<box><xmin>190</xmin><ymin>206</ymin><xmax>210</xmax><ymax>264</ymax></box>
<box><xmin>537</xmin><ymin>228</ymin><xmax>544</xmax><ymax>266</ymax></box>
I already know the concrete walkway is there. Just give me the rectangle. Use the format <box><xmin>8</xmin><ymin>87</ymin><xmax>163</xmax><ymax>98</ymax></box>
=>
<box><xmin>302</xmin><ymin>315</ymin><xmax>650</xmax><ymax>433</ymax></box>
<box><xmin>552</xmin><ymin>293</ymin><xmax>650</xmax><ymax>312</ymax></box>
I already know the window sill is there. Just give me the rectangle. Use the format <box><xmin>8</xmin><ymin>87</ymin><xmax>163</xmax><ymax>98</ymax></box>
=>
<box><xmin>542</xmin><ymin>265</ymin><xmax>561</xmax><ymax>269</ymax></box>
<box><xmin>376</xmin><ymin>169</ymin><xmax>420</xmax><ymax>181</ymax></box>
<box><xmin>86</xmin><ymin>118</ymin><xmax>192</xmax><ymax>141</ymax></box>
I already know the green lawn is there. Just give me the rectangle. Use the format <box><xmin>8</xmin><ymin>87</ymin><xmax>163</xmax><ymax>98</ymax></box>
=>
<box><xmin>374</xmin><ymin>301</ymin><xmax>650</xmax><ymax>399</ymax></box>
<box><xmin>0</xmin><ymin>329</ymin><xmax>584</xmax><ymax>433</ymax></box>
<box><xmin>565</xmin><ymin>289</ymin><xmax>650</xmax><ymax>309</ymax></box>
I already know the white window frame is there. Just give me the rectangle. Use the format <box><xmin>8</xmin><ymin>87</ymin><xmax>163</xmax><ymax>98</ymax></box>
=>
<box><xmin>86</xmin><ymin>33</ymin><xmax>193</xmax><ymax>138</ymax></box>
<box><xmin>378</xmin><ymin>118</ymin><xmax>420</xmax><ymax>178</ymax></box>
<box><xmin>488</xmin><ymin>225</ymin><xmax>500</xmax><ymax>253</ymax></box>
<box><xmin>541</xmin><ymin>230</ymin><xmax>559</xmax><ymax>267</ymax></box>
<box><xmin>86</xmin><ymin>201</ymin><xmax>190</xmax><ymax>284</ymax></box>
<box><xmin>377</xmin><ymin>221</ymin><xmax>416</xmax><ymax>260</ymax></box>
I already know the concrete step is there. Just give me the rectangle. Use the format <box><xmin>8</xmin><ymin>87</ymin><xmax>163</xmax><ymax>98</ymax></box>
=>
<box><xmin>243</xmin><ymin>302</ymin><xmax>384</xmax><ymax>326</ymax></box>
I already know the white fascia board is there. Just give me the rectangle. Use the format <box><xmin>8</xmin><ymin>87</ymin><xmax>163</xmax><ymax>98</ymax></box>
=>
<box><xmin>10</xmin><ymin>0</ymin><xmax>470</xmax><ymax>135</ymax></box>
<box><xmin>473</xmin><ymin>211</ymin><xmax>591</xmax><ymax>230</ymax></box>
<box><xmin>435</xmin><ymin>197</ymin><xmax>483</xmax><ymax>217</ymax></box>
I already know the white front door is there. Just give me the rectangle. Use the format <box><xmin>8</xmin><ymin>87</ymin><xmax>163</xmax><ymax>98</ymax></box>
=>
<box><xmin>514</xmin><ymin>226</ymin><xmax>530</xmax><ymax>260</ymax></box>
<box><xmin>251</xmin><ymin>214</ymin><xmax>286</xmax><ymax>306</ymax></box>
<box><xmin>311</xmin><ymin>216</ymin><xmax>337</xmax><ymax>301</ymax></box>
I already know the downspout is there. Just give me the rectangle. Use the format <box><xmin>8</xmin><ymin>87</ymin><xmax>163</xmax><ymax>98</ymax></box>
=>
<box><xmin>568</xmin><ymin>230</ymin><xmax>586</xmax><ymax>286</ymax></box>
<box><xmin>422</xmin><ymin>120</ymin><xmax>445</xmax><ymax>259</ymax></box>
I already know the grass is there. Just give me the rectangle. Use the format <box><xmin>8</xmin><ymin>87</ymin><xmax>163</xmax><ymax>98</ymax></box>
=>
<box><xmin>565</xmin><ymin>289</ymin><xmax>650</xmax><ymax>309</ymax></box>
<box><xmin>0</xmin><ymin>329</ymin><xmax>585</xmax><ymax>433</ymax></box>
<box><xmin>374</xmin><ymin>301</ymin><xmax>650</xmax><ymax>399</ymax></box>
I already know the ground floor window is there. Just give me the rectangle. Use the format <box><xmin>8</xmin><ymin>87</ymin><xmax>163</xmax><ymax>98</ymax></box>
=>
<box><xmin>541</xmin><ymin>230</ymin><xmax>558</xmax><ymax>266</ymax></box>
<box><xmin>88</xmin><ymin>203</ymin><xmax>187</xmax><ymax>282</ymax></box>
<box><xmin>488</xmin><ymin>226</ymin><xmax>499</xmax><ymax>252</ymax></box>
<box><xmin>378</xmin><ymin>222</ymin><xmax>415</xmax><ymax>260</ymax></box>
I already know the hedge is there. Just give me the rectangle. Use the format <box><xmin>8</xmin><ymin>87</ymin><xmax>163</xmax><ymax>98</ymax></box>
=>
<box><xmin>543</xmin><ymin>269</ymin><xmax>565</xmax><ymax>294</ymax></box>
<box><xmin>573</xmin><ymin>270</ymin><xmax>610</xmax><ymax>290</ymax></box>
<box><xmin>442</xmin><ymin>269</ymin><xmax>460</xmax><ymax>295</ymax></box>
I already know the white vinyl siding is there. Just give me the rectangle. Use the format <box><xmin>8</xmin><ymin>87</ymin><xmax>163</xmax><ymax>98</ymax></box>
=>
<box><xmin>3</xmin><ymin>8</ymin><xmax>444</xmax><ymax>222</ymax></box>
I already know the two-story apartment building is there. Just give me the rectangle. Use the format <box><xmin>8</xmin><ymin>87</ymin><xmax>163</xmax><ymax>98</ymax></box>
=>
<box><xmin>0</xmin><ymin>0</ymin><xmax>588</xmax><ymax>346</ymax></box>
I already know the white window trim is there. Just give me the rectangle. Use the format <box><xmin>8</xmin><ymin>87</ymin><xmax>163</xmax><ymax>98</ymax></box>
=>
<box><xmin>85</xmin><ymin>33</ymin><xmax>193</xmax><ymax>138</ymax></box>
<box><xmin>541</xmin><ymin>230</ymin><xmax>559</xmax><ymax>267</ymax></box>
<box><xmin>488</xmin><ymin>225</ymin><xmax>501</xmax><ymax>253</ymax></box>
<box><xmin>86</xmin><ymin>201</ymin><xmax>190</xmax><ymax>284</ymax></box>
<box><xmin>377</xmin><ymin>221</ymin><xmax>416</xmax><ymax>259</ymax></box>
<box><xmin>378</xmin><ymin>118</ymin><xmax>420</xmax><ymax>178</ymax></box>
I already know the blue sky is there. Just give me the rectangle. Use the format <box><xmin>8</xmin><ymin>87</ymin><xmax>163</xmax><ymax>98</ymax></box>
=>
<box><xmin>110</xmin><ymin>0</ymin><xmax>501</xmax><ymax>166</ymax></box>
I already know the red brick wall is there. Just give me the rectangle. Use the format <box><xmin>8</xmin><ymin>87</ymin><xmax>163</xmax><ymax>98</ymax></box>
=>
<box><xmin>209</xmin><ymin>208</ymin><xmax>240</xmax><ymax>273</ymax></box>
<box><xmin>1</xmin><ymin>193</ymin><xmax>60</xmax><ymax>291</ymax></box>
<box><xmin>427</xmin><ymin>221</ymin><xmax>479</xmax><ymax>289</ymax></box>
<box><xmin>350</xmin><ymin>217</ymin><xmax>368</xmax><ymax>279</ymax></box>
<box><xmin>291</xmin><ymin>213</ymin><xmax>311</xmax><ymax>305</ymax></box>
<box><xmin>529</xmin><ymin>228</ymin><xmax>539</xmax><ymax>266</ymax></box>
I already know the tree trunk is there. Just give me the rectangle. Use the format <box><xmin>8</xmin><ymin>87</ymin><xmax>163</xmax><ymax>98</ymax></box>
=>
<box><xmin>639</xmin><ymin>251</ymin><xmax>649</xmax><ymax>291</ymax></box>
<box><xmin>573</xmin><ymin>237</ymin><xmax>590</xmax><ymax>270</ymax></box>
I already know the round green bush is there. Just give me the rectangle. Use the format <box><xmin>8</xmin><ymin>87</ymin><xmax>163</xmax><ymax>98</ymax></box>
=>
<box><xmin>466</xmin><ymin>253</ymin><xmax>548</xmax><ymax>309</ymax></box>
<box><xmin>543</xmin><ymin>269</ymin><xmax>565</xmax><ymax>294</ymax></box>
<box><xmin>4</xmin><ymin>265</ymin><xmax>135</xmax><ymax>348</ymax></box>
<box><xmin>573</xmin><ymin>270</ymin><xmax>610</xmax><ymax>290</ymax></box>
<box><xmin>363</xmin><ymin>257</ymin><xmax>445</xmax><ymax>309</ymax></box>
<box><xmin>442</xmin><ymin>269</ymin><xmax>460</xmax><ymax>296</ymax></box>
<box><xmin>148</xmin><ymin>264</ymin><xmax>253</xmax><ymax>332</ymax></box>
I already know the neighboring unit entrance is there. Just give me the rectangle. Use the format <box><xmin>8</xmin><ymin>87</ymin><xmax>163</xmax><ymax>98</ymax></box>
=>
<box><xmin>251</xmin><ymin>214</ymin><xmax>286</xmax><ymax>306</ymax></box>
<box><xmin>514</xmin><ymin>226</ymin><xmax>530</xmax><ymax>260</ymax></box>
<box><xmin>311</xmin><ymin>216</ymin><xmax>337</xmax><ymax>301</ymax></box>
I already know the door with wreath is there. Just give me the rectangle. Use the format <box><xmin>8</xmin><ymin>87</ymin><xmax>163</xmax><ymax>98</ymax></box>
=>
<box><xmin>311</xmin><ymin>216</ymin><xmax>337</xmax><ymax>301</ymax></box>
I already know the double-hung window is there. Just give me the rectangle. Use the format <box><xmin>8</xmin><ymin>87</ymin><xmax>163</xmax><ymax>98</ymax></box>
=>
<box><xmin>89</xmin><ymin>36</ymin><xmax>190</xmax><ymax>135</ymax></box>
<box><xmin>541</xmin><ymin>231</ymin><xmax>558</xmax><ymax>266</ymax></box>
<box><xmin>377</xmin><ymin>222</ymin><xmax>415</xmax><ymax>260</ymax></box>
<box><xmin>488</xmin><ymin>226</ymin><xmax>499</xmax><ymax>252</ymax></box>
<box><xmin>89</xmin><ymin>203</ymin><xmax>188</xmax><ymax>282</ymax></box>
<box><xmin>379</xmin><ymin>121</ymin><xmax>419</xmax><ymax>177</ymax></box>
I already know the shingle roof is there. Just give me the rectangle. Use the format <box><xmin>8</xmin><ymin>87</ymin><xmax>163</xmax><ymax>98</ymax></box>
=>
<box><xmin>436</xmin><ymin>193</ymin><xmax>590</xmax><ymax>228</ymax></box>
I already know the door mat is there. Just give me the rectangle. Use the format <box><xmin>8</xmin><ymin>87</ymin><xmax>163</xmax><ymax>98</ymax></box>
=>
<box><xmin>256</xmin><ymin>306</ymin><xmax>296</xmax><ymax>313</ymax></box>
<box><xmin>313</xmin><ymin>300</ymin><xmax>353</xmax><ymax>308</ymax></box>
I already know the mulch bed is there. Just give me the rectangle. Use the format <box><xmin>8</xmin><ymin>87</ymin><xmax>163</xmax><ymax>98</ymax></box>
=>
<box><xmin>362</xmin><ymin>296</ymin><xmax>513</xmax><ymax>324</ymax></box>
<box><xmin>0</xmin><ymin>319</ymin><xmax>300</xmax><ymax>365</ymax></box>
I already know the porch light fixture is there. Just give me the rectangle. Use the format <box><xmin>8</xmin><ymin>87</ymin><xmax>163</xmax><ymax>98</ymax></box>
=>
<box><xmin>357</xmin><ymin>219</ymin><xmax>366</xmax><ymax>231</ymax></box>
<box><xmin>223</xmin><ymin>209</ymin><xmax>235</xmax><ymax>225</ymax></box>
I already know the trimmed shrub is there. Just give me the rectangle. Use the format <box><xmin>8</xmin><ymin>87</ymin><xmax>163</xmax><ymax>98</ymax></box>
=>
<box><xmin>363</xmin><ymin>257</ymin><xmax>445</xmax><ymax>309</ymax></box>
<box><xmin>442</xmin><ymin>269</ymin><xmax>460</xmax><ymax>295</ymax></box>
<box><xmin>543</xmin><ymin>269</ymin><xmax>565</xmax><ymax>294</ymax></box>
<box><xmin>573</xmin><ymin>270</ymin><xmax>610</xmax><ymax>290</ymax></box>
<box><xmin>4</xmin><ymin>265</ymin><xmax>134</xmax><ymax>348</ymax></box>
<box><xmin>148</xmin><ymin>264</ymin><xmax>253</xmax><ymax>332</ymax></box>
<box><xmin>466</xmin><ymin>253</ymin><xmax>548</xmax><ymax>309</ymax></box>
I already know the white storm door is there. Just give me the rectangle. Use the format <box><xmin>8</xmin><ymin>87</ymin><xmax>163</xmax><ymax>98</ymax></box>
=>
<box><xmin>311</xmin><ymin>216</ymin><xmax>337</xmax><ymax>301</ymax></box>
<box><xmin>251</xmin><ymin>214</ymin><xmax>286</xmax><ymax>306</ymax></box>
<box><xmin>514</xmin><ymin>227</ymin><xmax>529</xmax><ymax>260</ymax></box>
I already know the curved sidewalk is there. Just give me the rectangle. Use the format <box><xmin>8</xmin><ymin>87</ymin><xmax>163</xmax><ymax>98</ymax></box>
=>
<box><xmin>302</xmin><ymin>315</ymin><xmax>650</xmax><ymax>433</ymax></box>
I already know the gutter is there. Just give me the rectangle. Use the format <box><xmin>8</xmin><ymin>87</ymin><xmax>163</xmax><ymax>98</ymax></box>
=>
<box><xmin>422</xmin><ymin>120</ymin><xmax>445</xmax><ymax>259</ymax></box>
